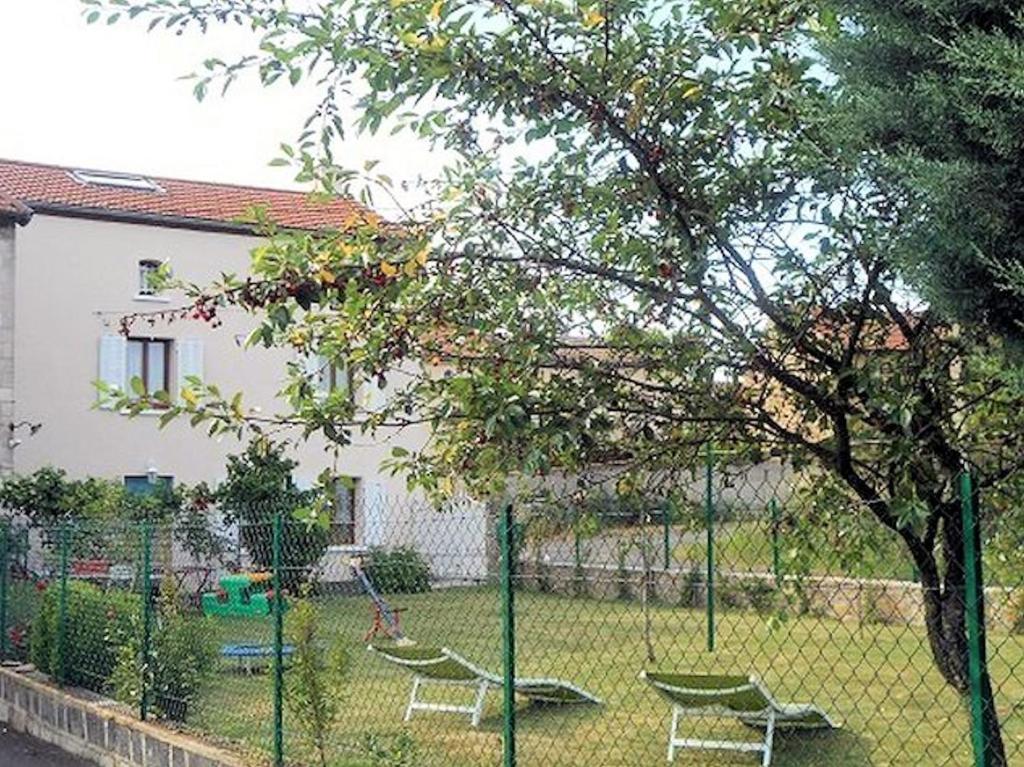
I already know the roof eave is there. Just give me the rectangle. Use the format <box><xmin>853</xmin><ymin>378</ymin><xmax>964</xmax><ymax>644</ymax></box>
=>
<box><xmin>25</xmin><ymin>201</ymin><xmax>343</xmax><ymax>236</ymax></box>
<box><xmin>0</xmin><ymin>200</ymin><xmax>33</xmax><ymax>227</ymax></box>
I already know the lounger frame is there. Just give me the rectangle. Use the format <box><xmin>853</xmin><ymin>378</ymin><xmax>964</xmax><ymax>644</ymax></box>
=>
<box><xmin>642</xmin><ymin>672</ymin><xmax>834</xmax><ymax>767</ymax></box>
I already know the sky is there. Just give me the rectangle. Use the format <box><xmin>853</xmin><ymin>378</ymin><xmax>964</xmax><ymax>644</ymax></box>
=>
<box><xmin>0</xmin><ymin>1</ymin><xmax>444</xmax><ymax>213</ymax></box>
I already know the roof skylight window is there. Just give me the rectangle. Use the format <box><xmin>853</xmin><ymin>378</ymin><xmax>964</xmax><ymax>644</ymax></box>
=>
<box><xmin>70</xmin><ymin>169</ymin><xmax>164</xmax><ymax>193</ymax></box>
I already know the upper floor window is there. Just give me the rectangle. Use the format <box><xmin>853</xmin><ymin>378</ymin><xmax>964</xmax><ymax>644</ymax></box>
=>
<box><xmin>138</xmin><ymin>259</ymin><xmax>163</xmax><ymax>297</ymax></box>
<box><xmin>306</xmin><ymin>354</ymin><xmax>352</xmax><ymax>399</ymax></box>
<box><xmin>98</xmin><ymin>335</ymin><xmax>203</xmax><ymax>410</ymax></box>
<box><xmin>323</xmin><ymin>363</ymin><xmax>352</xmax><ymax>395</ymax></box>
<box><xmin>126</xmin><ymin>338</ymin><xmax>171</xmax><ymax>396</ymax></box>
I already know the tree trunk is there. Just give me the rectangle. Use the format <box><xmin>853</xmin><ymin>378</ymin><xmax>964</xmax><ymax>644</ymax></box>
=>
<box><xmin>916</xmin><ymin>513</ymin><xmax>1008</xmax><ymax>767</ymax></box>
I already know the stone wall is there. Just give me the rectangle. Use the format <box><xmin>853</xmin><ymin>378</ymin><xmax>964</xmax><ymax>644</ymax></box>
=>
<box><xmin>0</xmin><ymin>665</ymin><xmax>246</xmax><ymax>767</ymax></box>
<box><xmin>518</xmin><ymin>561</ymin><xmax>1021</xmax><ymax>631</ymax></box>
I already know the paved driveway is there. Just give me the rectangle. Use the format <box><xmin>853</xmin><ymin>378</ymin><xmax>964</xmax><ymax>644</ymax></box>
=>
<box><xmin>0</xmin><ymin>725</ymin><xmax>94</xmax><ymax>766</ymax></box>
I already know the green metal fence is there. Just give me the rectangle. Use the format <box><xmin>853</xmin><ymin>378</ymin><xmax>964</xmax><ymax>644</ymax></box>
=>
<box><xmin>0</xmin><ymin>465</ymin><xmax>1021</xmax><ymax>766</ymax></box>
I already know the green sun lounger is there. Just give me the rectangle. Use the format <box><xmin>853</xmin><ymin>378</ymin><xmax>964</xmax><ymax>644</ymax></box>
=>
<box><xmin>641</xmin><ymin>672</ymin><xmax>836</xmax><ymax>766</ymax></box>
<box><xmin>369</xmin><ymin>644</ymin><xmax>601</xmax><ymax>727</ymax></box>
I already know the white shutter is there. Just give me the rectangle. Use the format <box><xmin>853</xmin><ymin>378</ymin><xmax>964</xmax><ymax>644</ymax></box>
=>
<box><xmin>177</xmin><ymin>338</ymin><xmax>204</xmax><ymax>397</ymax></box>
<box><xmin>335</xmin><ymin>362</ymin><xmax>351</xmax><ymax>398</ymax></box>
<box><xmin>303</xmin><ymin>353</ymin><xmax>329</xmax><ymax>395</ymax></box>
<box><xmin>97</xmin><ymin>334</ymin><xmax>127</xmax><ymax>409</ymax></box>
<box><xmin>360</xmin><ymin>374</ymin><xmax>386</xmax><ymax>412</ymax></box>
<box><xmin>362</xmin><ymin>481</ymin><xmax>386</xmax><ymax>546</ymax></box>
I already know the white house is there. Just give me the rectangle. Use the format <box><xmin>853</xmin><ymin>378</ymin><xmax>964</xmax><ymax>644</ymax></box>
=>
<box><xmin>0</xmin><ymin>158</ymin><xmax>490</xmax><ymax>580</ymax></box>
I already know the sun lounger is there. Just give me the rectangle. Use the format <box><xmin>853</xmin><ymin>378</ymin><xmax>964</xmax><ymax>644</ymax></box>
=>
<box><xmin>369</xmin><ymin>644</ymin><xmax>600</xmax><ymax>727</ymax></box>
<box><xmin>641</xmin><ymin>672</ymin><xmax>835</xmax><ymax>766</ymax></box>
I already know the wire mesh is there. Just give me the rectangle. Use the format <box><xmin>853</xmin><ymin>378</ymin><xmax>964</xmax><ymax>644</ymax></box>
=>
<box><xmin>0</xmin><ymin>463</ymin><xmax>1020</xmax><ymax>766</ymax></box>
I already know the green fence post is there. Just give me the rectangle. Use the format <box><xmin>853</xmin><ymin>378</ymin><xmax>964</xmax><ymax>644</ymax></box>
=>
<box><xmin>770</xmin><ymin>499</ymin><xmax>781</xmax><ymax>588</ymax></box>
<box><xmin>272</xmin><ymin>511</ymin><xmax>285</xmax><ymax>767</ymax></box>
<box><xmin>960</xmin><ymin>471</ymin><xmax>988</xmax><ymax>767</ymax></box>
<box><xmin>498</xmin><ymin>504</ymin><xmax>517</xmax><ymax>767</ymax></box>
<box><xmin>705</xmin><ymin>443</ymin><xmax>715</xmax><ymax>653</ymax></box>
<box><xmin>0</xmin><ymin>521</ymin><xmax>9</xmax><ymax>660</ymax></box>
<box><xmin>57</xmin><ymin>522</ymin><xmax>70</xmax><ymax>687</ymax></box>
<box><xmin>662</xmin><ymin>505</ymin><xmax>672</xmax><ymax>571</ymax></box>
<box><xmin>140</xmin><ymin>521</ymin><xmax>154</xmax><ymax>721</ymax></box>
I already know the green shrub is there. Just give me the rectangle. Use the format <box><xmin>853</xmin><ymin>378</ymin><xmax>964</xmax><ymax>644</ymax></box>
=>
<box><xmin>111</xmin><ymin>592</ymin><xmax>217</xmax><ymax>722</ymax></box>
<box><xmin>742</xmin><ymin>578</ymin><xmax>779</xmax><ymax>614</ymax></box>
<box><xmin>358</xmin><ymin>733</ymin><xmax>419</xmax><ymax>766</ymax></box>
<box><xmin>7</xmin><ymin>580</ymin><xmax>43</xmax><ymax>662</ymax></box>
<box><xmin>217</xmin><ymin>441</ymin><xmax>329</xmax><ymax>588</ymax></box>
<box><xmin>29</xmin><ymin>581</ymin><xmax>136</xmax><ymax>692</ymax></box>
<box><xmin>678</xmin><ymin>564</ymin><xmax>704</xmax><ymax>609</ymax></box>
<box><xmin>364</xmin><ymin>546</ymin><xmax>431</xmax><ymax>594</ymax></box>
<box><xmin>718</xmin><ymin>576</ymin><xmax>745</xmax><ymax>610</ymax></box>
<box><xmin>284</xmin><ymin>593</ymin><xmax>350</xmax><ymax>767</ymax></box>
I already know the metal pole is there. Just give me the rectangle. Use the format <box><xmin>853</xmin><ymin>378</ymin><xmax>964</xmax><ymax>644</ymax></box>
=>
<box><xmin>272</xmin><ymin>511</ymin><xmax>285</xmax><ymax>767</ymax></box>
<box><xmin>57</xmin><ymin>522</ymin><xmax>70</xmax><ymax>686</ymax></box>
<box><xmin>499</xmin><ymin>504</ymin><xmax>517</xmax><ymax>767</ymax></box>
<box><xmin>770</xmin><ymin>499</ymin><xmax>781</xmax><ymax>588</ymax></box>
<box><xmin>705</xmin><ymin>443</ymin><xmax>715</xmax><ymax>653</ymax></box>
<box><xmin>662</xmin><ymin>505</ymin><xmax>672</xmax><ymax>571</ymax></box>
<box><xmin>0</xmin><ymin>521</ymin><xmax>9</xmax><ymax>660</ymax></box>
<box><xmin>960</xmin><ymin>471</ymin><xmax>987</xmax><ymax>767</ymax></box>
<box><xmin>140</xmin><ymin>521</ymin><xmax>154</xmax><ymax>721</ymax></box>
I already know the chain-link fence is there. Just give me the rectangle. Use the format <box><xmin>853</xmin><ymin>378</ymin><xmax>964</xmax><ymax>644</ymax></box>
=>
<box><xmin>0</xmin><ymin>463</ymin><xmax>1021</xmax><ymax>766</ymax></box>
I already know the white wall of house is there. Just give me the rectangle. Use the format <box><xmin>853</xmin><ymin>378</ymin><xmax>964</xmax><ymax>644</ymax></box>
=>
<box><xmin>10</xmin><ymin>213</ymin><xmax>437</xmax><ymax>547</ymax></box>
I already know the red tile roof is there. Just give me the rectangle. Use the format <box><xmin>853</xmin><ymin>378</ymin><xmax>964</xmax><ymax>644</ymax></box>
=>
<box><xmin>0</xmin><ymin>159</ymin><xmax>377</xmax><ymax>232</ymax></box>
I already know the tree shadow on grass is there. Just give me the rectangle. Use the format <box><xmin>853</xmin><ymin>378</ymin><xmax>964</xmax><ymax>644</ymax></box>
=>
<box><xmin>479</xmin><ymin>699</ymin><xmax>604</xmax><ymax>731</ymax></box>
<box><xmin>772</xmin><ymin>727</ymin><xmax>875</xmax><ymax>767</ymax></box>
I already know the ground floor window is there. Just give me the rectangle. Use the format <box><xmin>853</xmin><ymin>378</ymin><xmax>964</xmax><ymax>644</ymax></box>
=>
<box><xmin>330</xmin><ymin>478</ymin><xmax>358</xmax><ymax>545</ymax></box>
<box><xmin>124</xmin><ymin>474</ymin><xmax>174</xmax><ymax>497</ymax></box>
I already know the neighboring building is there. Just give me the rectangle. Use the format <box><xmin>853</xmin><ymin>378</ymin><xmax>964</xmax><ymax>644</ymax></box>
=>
<box><xmin>0</xmin><ymin>159</ymin><xmax>489</xmax><ymax>578</ymax></box>
<box><xmin>0</xmin><ymin>189</ymin><xmax>33</xmax><ymax>476</ymax></box>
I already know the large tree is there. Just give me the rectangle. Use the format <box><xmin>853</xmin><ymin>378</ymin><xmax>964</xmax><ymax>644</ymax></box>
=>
<box><xmin>94</xmin><ymin>0</ymin><xmax>1023</xmax><ymax>761</ymax></box>
<box><xmin>820</xmin><ymin>0</ymin><xmax>1024</xmax><ymax>344</ymax></box>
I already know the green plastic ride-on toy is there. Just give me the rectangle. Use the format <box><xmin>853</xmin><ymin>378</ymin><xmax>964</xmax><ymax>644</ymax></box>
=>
<box><xmin>201</xmin><ymin>573</ymin><xmax>286</xmax><ymax>618</ymax></box>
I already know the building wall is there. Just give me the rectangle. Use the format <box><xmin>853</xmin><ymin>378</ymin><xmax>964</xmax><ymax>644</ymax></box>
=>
<box><xmin>10</xmin><ymin>213</ymin><xmax>434</xmax><ymax>540</ymax></box>
<box><xmin>0</xmin><ymin>222</ymin><xmax>15</xmax><ymax>475</ymax></box>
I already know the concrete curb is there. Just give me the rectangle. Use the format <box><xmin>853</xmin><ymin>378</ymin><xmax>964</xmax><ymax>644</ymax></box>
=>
<box><xmin>0</xmin><ymin>665</ymin><xmax>249</xmax><ymax>767</ymax></box>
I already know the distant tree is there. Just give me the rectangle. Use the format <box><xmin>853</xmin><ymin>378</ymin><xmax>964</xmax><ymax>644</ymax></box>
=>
<box><xmin>216</xmin><ymin>440</ymin><xmax>328</xmax><ymax>586</ymax></box>
<box><xmin>820</xmin><ymin>0</ymin><xmax>1024</xmax><ymax>344</ymax></box>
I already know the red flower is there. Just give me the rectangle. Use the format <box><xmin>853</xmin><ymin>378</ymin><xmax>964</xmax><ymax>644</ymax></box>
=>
<box><xmin>35</xmin><ymin>579</ymin><xmax>48</xmax><ymax>592</ymax></box>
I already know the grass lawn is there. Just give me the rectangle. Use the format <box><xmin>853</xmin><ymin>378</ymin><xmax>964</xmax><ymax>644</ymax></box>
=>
<box><xmin>187</xmin><ymin>586</ymin><xmax>1024</xmax><ymax>767</ymax></box>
